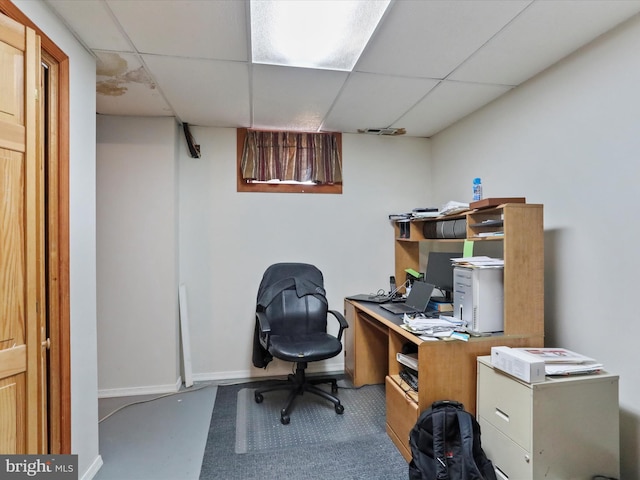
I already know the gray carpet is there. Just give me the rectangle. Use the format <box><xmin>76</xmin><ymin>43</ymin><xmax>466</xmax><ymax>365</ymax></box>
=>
<box><xmin>199</xmin><ymin>379</ymin><xmax>408</xmax><ymax>480</ymax></box>
<box><xmin>235</xmin><ymin>383</ymin><xmax>385</xmax><ymax>454</ymax></box>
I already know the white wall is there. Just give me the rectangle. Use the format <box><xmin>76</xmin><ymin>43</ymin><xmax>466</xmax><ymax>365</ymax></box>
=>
<box><xmin>12</xmin><ymin>1</ymin><xmax>101</xmax><ymax>478</ymax></box>
<box><xmin>95</xmin><ymin>123</ymin><xmax>431</xmax><ymax>385</ymax></box>
<box><xmin>178</xmin><ymin>129</ymin><xmax>432</xmax><ymax>380</ymax></box>
<box><xmin>430</xmin><ymin>15</ymin><xmax>640</xmax><ymax>479</ymax></box>
<box><xmin>96</xmin><ymin>116</ymin><xmax>180</xmax><ymax>395</ymax></box>
<box><xmin>87</xmin><ymin>8</ymin><xmax>640</xmax><ymax>478</ymax></box>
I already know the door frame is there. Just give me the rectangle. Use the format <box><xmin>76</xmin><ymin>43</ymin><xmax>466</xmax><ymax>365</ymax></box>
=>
<box><xmin>0</xmin><ymin>0</ymin><xmax>71</xmax><ymax>454</ymax></box>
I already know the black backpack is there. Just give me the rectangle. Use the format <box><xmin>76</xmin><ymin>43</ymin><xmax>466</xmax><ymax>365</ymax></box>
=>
<box><xmin>409</xmin><ymin>400</ymin><xmax>498</xmax><ymax>480</ymax></box>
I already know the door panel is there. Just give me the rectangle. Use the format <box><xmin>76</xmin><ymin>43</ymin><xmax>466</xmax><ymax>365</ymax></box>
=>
<box><xmin>1</xmin><ymin>149</ymin><xmax>26</xmax><ymax>347</ymax></box>
<box><xmin>0</xmin><ymin>12</ymin><xmax>43</xmax><ymax>454</ymax></box>
<box><xmin>0</xmin><ymin>382</ymin><xmax>19</xmax><ymax>454</ymax></box>
<box><xmin>0</xmin><ymin>14</ymin><xmax>25</xmax><ymax>152</ymax></box>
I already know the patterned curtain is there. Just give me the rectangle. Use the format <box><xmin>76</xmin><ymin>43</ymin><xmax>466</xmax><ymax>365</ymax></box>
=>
<box><xmin>241</xmin><ymin>130</ymin><xmax>342</xmax><ymax>184</ymax></box>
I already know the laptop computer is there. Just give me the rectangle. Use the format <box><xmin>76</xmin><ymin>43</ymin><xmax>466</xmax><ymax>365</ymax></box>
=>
<box><xmin>381</xmin><ymin>281</ymin><xmax>435</xmax><ymax>315</ymax></box>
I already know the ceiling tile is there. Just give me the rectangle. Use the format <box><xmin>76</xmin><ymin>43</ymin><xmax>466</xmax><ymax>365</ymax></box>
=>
<box><xmin>96</xmin><ymin>51</ymin><xmax>172</xmax><ymax>116</ymax></box>
<box><xmin>355</xmin><ymin>0</ymin><xmax>531</xmax><ymax>79</ymax></box>
<box><xmin>323</xmin><ymin>73</ymin><xmax>439</xmax><ymax>133</ymax></box>
<box><xmin>45</xmin><ymin>0</ymin><xmax>640</xmax><ymax>137</ymax></box>
<box><xmin>107</xmin><ymin>0</ymin><xmax>248</xmax><ymax>61</ymax></box>
<box><xmin>45</xmin><ymin>0</ymin><xmax>133</xmax><ymax>51</ymax></box>
<box><xmin>450</xmin><ymin>0</ymin><xmax>640</xmax><ymax>85</ymax></box>
<box><xmin>142</xmin><ymin>55</ymin><xmax>250</xmax><ymax>127</ymax></box>
<box><xmin>251</xmin><ymin>64</ymin><xmax>348</xmax><ymax>132</ymax></box>
<box><xmin>394</xmin><ymin>81</ymin><xmax>512</xmax><ymax>137</ymax></box>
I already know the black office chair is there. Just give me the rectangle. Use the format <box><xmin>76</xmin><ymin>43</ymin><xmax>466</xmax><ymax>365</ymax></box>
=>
<box><xmin>252</xmin><ymin>262</ymin><xmax>348</xmax><ymax>425</ymax></box>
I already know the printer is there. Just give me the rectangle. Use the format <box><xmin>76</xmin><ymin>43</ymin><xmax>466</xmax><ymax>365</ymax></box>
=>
<box><xmin>453</xmin><ymin>266</ymin><xmax>504</xmax><ymax>333</ymax></box>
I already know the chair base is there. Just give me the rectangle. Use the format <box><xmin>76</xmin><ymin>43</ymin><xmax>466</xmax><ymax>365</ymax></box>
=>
<box><xmin>254</xmin><ymin>362</ymin><xmax>344</xmax><ymax>424</ymax></box>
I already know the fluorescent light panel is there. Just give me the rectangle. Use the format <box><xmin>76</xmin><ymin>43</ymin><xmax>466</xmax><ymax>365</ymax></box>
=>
<box><xmin>250</xmin><ymin>0</ymin><xmax>390</xmax><ymax>71</ymax></box>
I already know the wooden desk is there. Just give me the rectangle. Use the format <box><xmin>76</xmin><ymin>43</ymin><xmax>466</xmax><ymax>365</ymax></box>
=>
<box><xmin>343</xmin><ymin>299</ymin><xmax>543</xmax><ymax>461</ymax></box>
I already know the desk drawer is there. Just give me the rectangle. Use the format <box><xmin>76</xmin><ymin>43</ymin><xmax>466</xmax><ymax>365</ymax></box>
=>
<box><xmin>386</xmin><ymin>376</ymin><xmax>419</xmax><ymax>460</ymax></box>
<box><xmin>477</xmin><ymin>362</ymin><xmax>532</xmax><ymax>451</ymax></box>
<box><xmin>480</xmin><ymin>417</ymin><xmax>532</xmax><ymax>480</ymax></box>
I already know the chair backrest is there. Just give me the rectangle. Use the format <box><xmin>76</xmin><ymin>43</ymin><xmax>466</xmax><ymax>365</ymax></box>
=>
<box><xmin>257</xmin><ymin>263</ymin><xmax>328</xmax><ymax>336</ymax></box>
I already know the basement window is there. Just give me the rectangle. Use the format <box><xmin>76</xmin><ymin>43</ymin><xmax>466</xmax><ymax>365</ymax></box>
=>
<box><xmin>237</xmin><ymin>128</ymin><xmax>342</xmax><ymax>194</ymax></box>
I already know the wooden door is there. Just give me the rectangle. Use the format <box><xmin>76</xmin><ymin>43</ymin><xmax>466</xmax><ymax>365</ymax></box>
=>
<box><xmin>0</xmin><ymin>12</ymin><xmax>45</xmax><ymax>453</ymax></box>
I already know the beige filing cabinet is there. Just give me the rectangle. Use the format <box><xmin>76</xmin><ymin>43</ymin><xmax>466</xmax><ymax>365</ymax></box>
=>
<box><xmin>476</xmin><ymin>356</ymin><xmax>619</xmax><ymax>480</ymax></box>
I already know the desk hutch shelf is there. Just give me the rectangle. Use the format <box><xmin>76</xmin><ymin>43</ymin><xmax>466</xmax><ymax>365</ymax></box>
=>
<box><xmin>344</xmin><ymin>203</ymin><xmax>545</xmax><ymax>461</ymax></box>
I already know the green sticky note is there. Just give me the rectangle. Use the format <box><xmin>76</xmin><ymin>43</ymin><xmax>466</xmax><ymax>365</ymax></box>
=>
<box><xmin>405</xmin><ymin>268</ymin><xmax>421</xmax><ymax>278</ymax></box>
<box><xmin>463</xmin><ymin>240</ymin><xmax>474</xmax><ymax>258</ymax></box>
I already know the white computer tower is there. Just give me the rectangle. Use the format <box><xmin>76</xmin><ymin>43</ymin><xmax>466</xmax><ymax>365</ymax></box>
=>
<box><xmin>453</xmin><ymin>266</ymin><xmax>504</xmax><ymax>333</ymax></box>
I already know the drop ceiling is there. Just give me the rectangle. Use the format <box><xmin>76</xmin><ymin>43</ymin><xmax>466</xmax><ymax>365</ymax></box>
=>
<box><xmin>44</xmin><ymin>0</ymin><xmax>640</xmax><ymax>138</ymax></box>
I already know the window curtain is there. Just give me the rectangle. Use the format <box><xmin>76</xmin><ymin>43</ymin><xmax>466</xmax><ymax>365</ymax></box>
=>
<box><xmin>241</xmin><ymin>130</ymin><xmax>342</xmax><ymax>184</ymax></box>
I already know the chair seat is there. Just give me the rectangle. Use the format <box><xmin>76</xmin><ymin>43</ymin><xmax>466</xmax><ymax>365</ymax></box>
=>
<box><xmin>269</xmin><ymin>333</ymin><xmax>343</xmax><ymax>363</ymax></box>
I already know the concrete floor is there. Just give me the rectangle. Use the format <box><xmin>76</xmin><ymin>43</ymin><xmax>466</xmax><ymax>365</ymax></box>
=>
<box><xmin>94</xmin><ymin>383</ymin><xmax>218</xmax><ymax>480</ymax></box>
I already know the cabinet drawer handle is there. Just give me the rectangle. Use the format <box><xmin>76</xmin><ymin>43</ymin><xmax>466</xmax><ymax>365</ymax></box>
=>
<box><xmin>495</xmin><ymin>407</ymin><xmax>509</xmax><ymax>422</ymax></box>
<box><xmin>495</xmin><ymin>465</ymin><xmax>508</xmax><ymax>479</ymax></box>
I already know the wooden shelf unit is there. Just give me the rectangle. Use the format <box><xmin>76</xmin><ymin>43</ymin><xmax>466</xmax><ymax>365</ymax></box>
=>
<box><xmin>345</xmin><ymin>203</ymin><xmax>545</xmax><ymax>461</ymax></box>
<box><xmin>393</xmin><ymin>204</ymin><xmax>544</xmax><ymax>337</ymax></box>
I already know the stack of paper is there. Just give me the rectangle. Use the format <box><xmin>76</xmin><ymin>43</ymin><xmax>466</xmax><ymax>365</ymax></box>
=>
<box><xmin>396</xmin><ymin>352</ymin><xmax>418</xmax><ymax>370</ymax></box>
<box><xmin>411</xmin><ymin>211</ymin><xmax>440</xmax><ymax>219</ymax></box>
<box><xmin>438</xmin><ymin>200</ymin><xmax>469</xmax><ymax>216</ymax></box>
<box><xmin>451</xmin><ymin>256</ymin><xmax>504</xmax><ymax>267</ymax></box>
<box><xmin>401</xmin><ymin>315</ymin><xmax>463</xmax><ymax>339</ymax></box>
<box><xmin>514</xmin><ymin>348</ymin><xmax>603</xmax><ymax>375</ymax></box>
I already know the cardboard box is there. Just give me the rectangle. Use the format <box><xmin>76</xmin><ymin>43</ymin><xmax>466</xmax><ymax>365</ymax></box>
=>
<box><xmin>490</xmin><ymin>346</ymin><xmax>546</xmax><ymax>383</ymax></box>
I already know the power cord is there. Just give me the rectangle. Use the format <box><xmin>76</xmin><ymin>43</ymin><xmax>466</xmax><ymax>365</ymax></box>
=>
<box><xmin>98</xmin><ymin>382</ymin><xmax>215</xmax><ymax>423</ymax></box>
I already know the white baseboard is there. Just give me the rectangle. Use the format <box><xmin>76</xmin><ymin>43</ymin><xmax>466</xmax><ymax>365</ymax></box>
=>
<box><xmin>192</xmin><ymin>360</ymin><xmax>345</xmax><ymax>384</ymax></box>
<box><xmin>98</xmin><ymin>376</ymin><xmax>182</xmax><ymax>398</ymax></box>
<box><xmin>97</xmin><ymin>359</ymin><xmax>346</xmax><ymax>396</ymax></box>
<box><xmin>80</xmin><ymin>454</ymin><xmax>103</xmax><ymax>480</ymax></box>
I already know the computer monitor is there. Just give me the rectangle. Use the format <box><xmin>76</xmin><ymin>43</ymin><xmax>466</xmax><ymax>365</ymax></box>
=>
<box><xmin>424</xmin><ymin>252</ymin><xmax>457</xmax><ymax>301</ymax></box>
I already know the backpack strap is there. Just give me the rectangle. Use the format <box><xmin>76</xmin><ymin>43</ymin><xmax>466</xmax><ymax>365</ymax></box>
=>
<box><xmin>432</xmin><ymin>407</ymin><xmax>449</xmax><ymax>480</ymax></box>
<box><xmin>456</xmin><ymin>410</ymin><xmax>483</xmax><ymax>478</ymax></box>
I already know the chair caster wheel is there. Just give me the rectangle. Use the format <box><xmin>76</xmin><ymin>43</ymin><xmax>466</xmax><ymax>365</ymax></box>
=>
<box><xmin>331</xmin><ymin>383</ymin><xmax>338</xmax><ymax>393</ymax></box>
<box><xmin>254</xmin><ymin>392</ymin><xmax>264</xmax><ymax>404</ymax></box>
<box><xmin>281</xmin><ymin>414</ymin><xmax>290</xmax><ymax>425</ymax></box>
<box><xmin>335</xmin><ymin>404</ymin><xmax>344</xmax><ymax>415</ymax></box>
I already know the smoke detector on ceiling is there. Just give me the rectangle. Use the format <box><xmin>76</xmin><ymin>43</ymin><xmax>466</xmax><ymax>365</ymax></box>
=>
<box><xmin>358</xmin><ymin>127</ymin><xmax>406</xmax><ymax>136</ymax></box>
